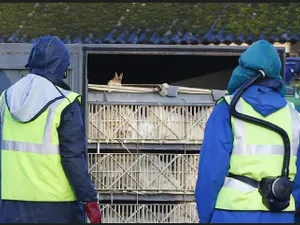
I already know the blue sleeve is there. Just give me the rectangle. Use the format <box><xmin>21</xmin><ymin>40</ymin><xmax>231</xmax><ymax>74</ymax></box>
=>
<box><xmin>194</xmin><ymin>100</ymin><xmax>233</xmax><ymax>223</ymax></box>
<box><xmin>57</xmin><ymin>99</ymin><xmax>98</xmax><ymax>203</ymax></box>
<box><xmin>292</xmin><ymin>145</ymin><xmax>300</xmax><ymax>209</ymax></box>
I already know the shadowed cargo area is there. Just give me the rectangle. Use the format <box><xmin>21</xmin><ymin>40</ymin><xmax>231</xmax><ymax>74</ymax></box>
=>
<box><xmin>87</xmin><ymin>54</ymin><xmax>239</xmax><ymax>89</ymax></box>
<box><xmin>86</xmin><ymin>47</ymin><xmax>244</xmax><ymax>151</ymax></box>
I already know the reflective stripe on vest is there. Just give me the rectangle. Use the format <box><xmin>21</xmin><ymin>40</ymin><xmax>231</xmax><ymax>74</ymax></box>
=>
<box><xmin>0</xmin><ymin>87</ymin><xmax>81</xmax><ymax>202</ymax></box>
<box><xmin>215</xmin><ymin>96</ymin><xmax>300</xmax><ymax>211</ymax></box>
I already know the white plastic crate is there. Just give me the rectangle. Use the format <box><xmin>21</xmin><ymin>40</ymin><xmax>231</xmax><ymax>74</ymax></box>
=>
<box><xmin>88</xmin><ymin>104</ymin><xmax>212</xmax><ymax>144</ymax></box>
<box><xmin>88</xmin><ymin>153</ymin><xmax>199</xmax><ymax>193</ymax></box>
<box><xmin>100</xmin><ymin>203</ymin><xmax>198</xmax><ymax>223</ymax></box>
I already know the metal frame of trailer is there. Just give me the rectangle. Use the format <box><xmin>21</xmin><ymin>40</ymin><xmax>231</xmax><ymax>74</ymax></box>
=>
<box><xmin>0</xmin><ymin>43</ymin><xmax>286</xmax><ymax>211</ymax></box>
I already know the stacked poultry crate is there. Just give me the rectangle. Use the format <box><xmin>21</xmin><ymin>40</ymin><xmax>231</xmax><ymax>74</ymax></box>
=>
<box><xmin>87</xmin><ymin>84</ymin><xmax>224</xmax><ymax>223</ymax></box>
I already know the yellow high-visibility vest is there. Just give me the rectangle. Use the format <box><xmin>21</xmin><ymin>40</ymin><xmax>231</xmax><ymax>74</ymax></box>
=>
<box><xmin>215</xmin><ymin>96</ymin><xmax>300</xmax><ymax>211</ymax></box>
<box><xmin>0</xmin><ymin>87</ymin><xmax>81</xmax><ymax>202</ymax></box>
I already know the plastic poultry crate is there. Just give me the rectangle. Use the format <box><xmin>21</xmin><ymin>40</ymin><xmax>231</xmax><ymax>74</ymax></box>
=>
<box><xmin>99</xmin><ymin>203</ymin><xmax>198</xmax><ymax>223</ymax></box>
<box><xmin>88</xmin><ymin>153</ymin><xmax>199</xmax><ymax>193</ymax></box>
<box><xmin>88</xmin><ymin>104</ymin><xmax>213</xmax><ymax>144</ymax></box>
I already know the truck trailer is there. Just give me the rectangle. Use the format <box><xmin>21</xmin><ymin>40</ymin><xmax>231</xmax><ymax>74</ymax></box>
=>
<box><xmin>0</xmin><ymin>44</ymin><xmax>287</xmax><ymax>223</ymax></box>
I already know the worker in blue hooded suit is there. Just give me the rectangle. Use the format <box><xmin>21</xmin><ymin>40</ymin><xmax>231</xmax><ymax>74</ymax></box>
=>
<box><xmin>195</xmin><ymin>40</ymin><xmax>300</xmax><ymax>223</ymax></box>
<box><xmin>0</xmin><ymin>35</ymin><xmax>101</xmax><ymax>223</ymax></box>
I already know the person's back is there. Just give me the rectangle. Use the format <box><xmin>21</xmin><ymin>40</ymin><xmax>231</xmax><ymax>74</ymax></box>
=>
<box><xmin>0</xmin><ymin>35</ymin><xmax>101</xmax><ymax>223</ymax></box>
<box><xmin>195</xmin><ymin>40</ymin><xmax>300</xmax><ymax>223</ymax></box>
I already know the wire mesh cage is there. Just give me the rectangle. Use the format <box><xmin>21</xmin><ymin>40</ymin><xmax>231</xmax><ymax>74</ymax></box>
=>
<box><xmin>99</xmin><ymin>203</ymin><xmax>199</xmax><ymax>223</ymax></box>
<box><xmin>88</xmin><ymin>104</ymin><xmax>213</xmax><ymax>144</ymax></box>
<box><xmin>88</xmin><ymin>153</ymin><xmax>199</xmax><ymax>193</ymax></box>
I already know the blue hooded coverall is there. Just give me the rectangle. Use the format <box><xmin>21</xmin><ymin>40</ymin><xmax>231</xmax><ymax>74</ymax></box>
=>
<box><xmin>195</xmin><ymin>40</ymin><xmax>300</xmax><ymax>223</ymax></box>
<box><xmin>0</xmin><ymin>35</ymin><xmax>97</xmax><ymax>223</ymax></box>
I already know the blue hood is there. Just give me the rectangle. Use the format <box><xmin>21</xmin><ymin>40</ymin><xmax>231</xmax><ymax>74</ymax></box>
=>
<box><xmin>240</xmin><ymin>78</ymin><xmax>287</xmax><ymax>117</ymax></box>
<box><xmin>25</xmin><ymin>35</ymin><xmax>70</xmax><ymax>82</ymax></box>
<box><xmin>228</xmin><ymin>40</ymin><xmax>285</xmax><ymax>97</ymax></box>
